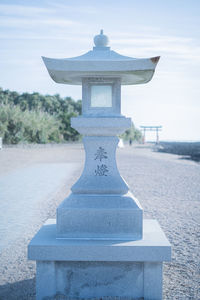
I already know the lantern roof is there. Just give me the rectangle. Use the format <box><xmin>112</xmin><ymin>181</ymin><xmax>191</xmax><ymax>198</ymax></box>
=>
<box><xmin>42</xmin><ymin>30</ymin><xmax>160</xmax><ymax>85</ymax></box>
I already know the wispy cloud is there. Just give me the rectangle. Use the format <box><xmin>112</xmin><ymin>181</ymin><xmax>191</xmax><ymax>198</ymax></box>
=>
<box><xmin>50</xmin><ymin>2</ymin><xmax>98</xmax><ymax>15</ymax></box>
<box><xmin>112</xmin><ymin>35</ymin><xmax>193</xmax><ymax>45</ymax></box>
<box><xmin>0</xmin><ymin>16</ymin><xmax>78</xmax><ymax>28</ymax></box>
<box><xmin>112</xmin><ymin>34</ymin><xmax>200</xmax><ymax>63</ymax></box>
<box><xmin>2</xmin><ymin>2</ymin><xmax>198</xmax><ymax>64</ymax></box>
<box><xmin>0</xmin><ymin>4</ymin><xmax>54</xmax><ymax>17</ymax></box>
<box><xmin>0</xmin><ymin>2</ymin><xmax>81</xmax><ymax>31</ymax></box>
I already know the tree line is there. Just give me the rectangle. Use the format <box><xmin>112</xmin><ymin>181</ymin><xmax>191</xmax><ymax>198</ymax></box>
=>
<box><xmin>0</xmin><ymin>87</ymin><xmax>141</xmax><ymax>144</ymax></box>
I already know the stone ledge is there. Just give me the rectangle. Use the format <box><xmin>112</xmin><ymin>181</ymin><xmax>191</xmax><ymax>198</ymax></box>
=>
<box><xmin>71</xmin><ymin>117</ymin><xmax>131</xmax><ymax>136</ymax></box>
<box><xmin>28</xmin><ymin>219</ymin><xmax>171</xmax><ymax>262</ymax></box>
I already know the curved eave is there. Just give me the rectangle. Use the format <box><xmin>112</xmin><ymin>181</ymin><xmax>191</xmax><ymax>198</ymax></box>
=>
<box><xmin>42</xmin><ymin>56</ymin><xmax>160</xmax><ymax>85</ymax></box>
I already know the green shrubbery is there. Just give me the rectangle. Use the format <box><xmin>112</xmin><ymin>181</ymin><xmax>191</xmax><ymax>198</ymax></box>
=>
<box><xmin>0</xmin><ymin>88</ymin><xmax>81</xmax><ymax>144</ymax></box>
<box><xmin>121</xmin><ymin>123</ymin><xmax>142</xmax><ymax>142</ymax></box>
<box><xmin>0</xmin><ymin>105</ymin><xmax>62</xmax><ymax>144</ymax></box>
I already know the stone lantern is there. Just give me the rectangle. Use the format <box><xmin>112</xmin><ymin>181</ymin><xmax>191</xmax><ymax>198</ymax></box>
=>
<box><xmin>28</xmin><ymin>30</ymin><xmax>171</xmax><ymax>300</ymax></box>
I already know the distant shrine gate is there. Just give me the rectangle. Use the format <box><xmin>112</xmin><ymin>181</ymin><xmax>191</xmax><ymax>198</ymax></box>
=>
<box><xmin>140</xmin><ymin>125</ymin><xmax>162</xmax><ymax>144</ymax></box>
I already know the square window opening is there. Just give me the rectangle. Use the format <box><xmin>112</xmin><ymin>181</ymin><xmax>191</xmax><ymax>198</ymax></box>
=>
<box><xmin>91</xmin><ymin>85</ymin><xmax>112</xmax><ymax>108</ymax></box>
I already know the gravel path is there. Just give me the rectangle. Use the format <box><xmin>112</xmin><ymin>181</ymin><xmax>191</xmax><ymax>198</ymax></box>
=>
<box><xmin>0</xmin><ymin>144</ymin><xmax>199</xmax><ymax>300</ymax></box>
<box><xmin>0</xmin><ymin>145</ymin><xmax>84</xmax><ymax>300</ymax></box>
<box><xmin>118</xmin><ymin>146</ymin><xmax>200</xmax><ymax>300</ymax></box>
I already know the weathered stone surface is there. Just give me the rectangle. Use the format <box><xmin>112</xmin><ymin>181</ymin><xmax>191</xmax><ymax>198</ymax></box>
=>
<box><xmin>37</xmin><ymin>261</ymin><xmax>143</xmax><ymax>300</ymax></box>
<box><xmin>44</xmin><ymin>297</ymin><xmax>143</xmax><ymax>300</ymax></box>
<box><xmin>29</xmin><ymin>219</ymin><xmax>170</xmax><ymax>300</ymax></box>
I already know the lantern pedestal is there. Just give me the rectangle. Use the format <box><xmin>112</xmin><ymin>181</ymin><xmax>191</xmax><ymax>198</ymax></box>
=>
<box><xmin>28</xmin><ymin>219</ymin><xmax>171</xmax><ymax>300</ymax></box>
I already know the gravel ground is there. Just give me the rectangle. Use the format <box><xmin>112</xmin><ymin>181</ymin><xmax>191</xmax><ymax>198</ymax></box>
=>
<box><xmin>0</xmin><ymin>144</ymin><xmax>199</xmax><ymax>300</ymax></box>
<box><xmin>118</xmin><ymin>146</ymin><xmax>200</xmax><ymax>300</ymax></box>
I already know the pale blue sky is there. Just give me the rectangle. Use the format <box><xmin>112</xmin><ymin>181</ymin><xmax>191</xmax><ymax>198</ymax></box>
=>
<box><xmin>0</xmin><ymin>0</ymin><xmax>200</xmax><ymax>141</ymax></box>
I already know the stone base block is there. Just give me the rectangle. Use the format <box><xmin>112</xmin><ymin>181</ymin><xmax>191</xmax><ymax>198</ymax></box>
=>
<box><xmin>28</xmin><ymin>219</ymin><xmax>171</xmax><ymax>300</ymax></box>
<box><xmin>36</xmin><ymin>261</ymin><xmax>162</xmax><ymax>300</ymax></box>
<box><xmin>57</xmin><ymin>192</ymin><xmax>143</xmax><ymax>240</ymax></box>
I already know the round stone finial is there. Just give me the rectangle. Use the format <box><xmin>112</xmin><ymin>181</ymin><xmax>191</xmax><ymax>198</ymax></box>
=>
<box><xmin>94</xmin><ymin>29</ymin><xmax>109</xmax><ymax>47</ymax></box>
